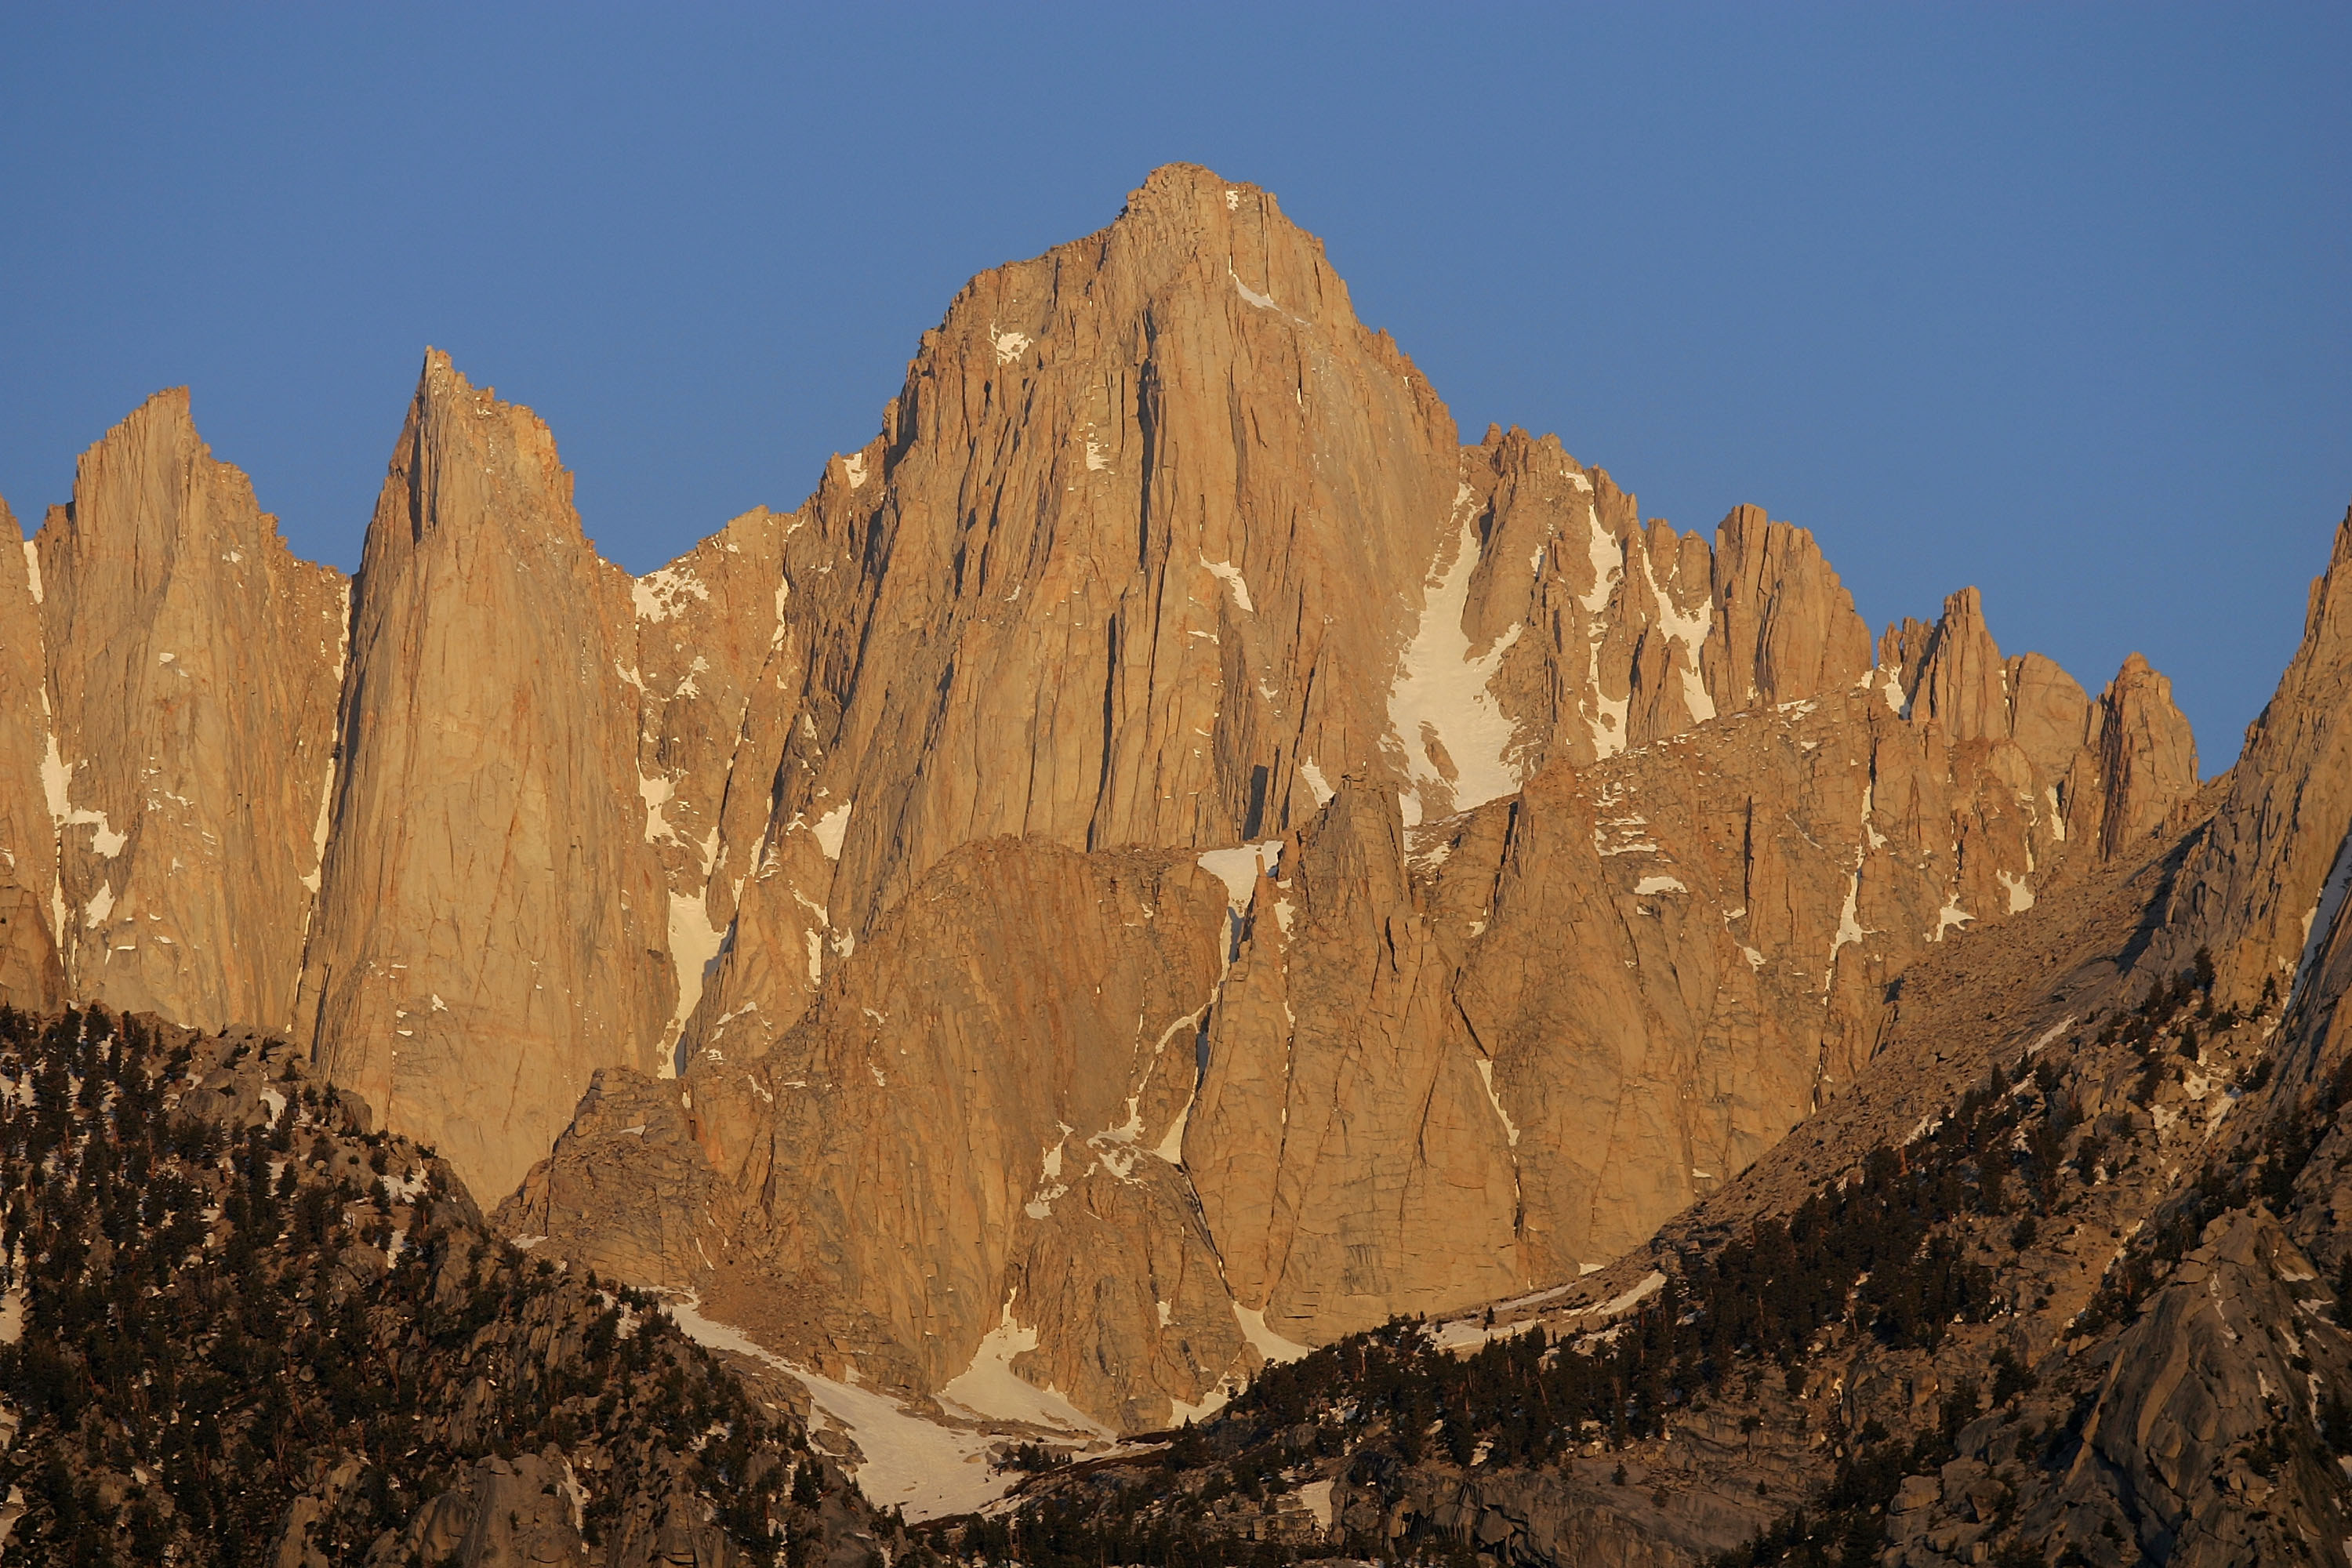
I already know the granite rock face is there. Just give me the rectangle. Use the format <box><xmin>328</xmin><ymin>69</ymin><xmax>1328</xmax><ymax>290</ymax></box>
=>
<box><xmin>290</xmin><ymin>355</ymin><xmax>679</xmax><ymax>1202</ymax></box>
<box><xmin>0</xmin><ymin>167</ymin><xmax>2205</xmax><ymax>1431</ymax></box>
<box><xmin>2156</xmin><ymin>505</ymin><xmax>2352</xmax><ymax>1006</ymax></box>
<box><xmin>978</xmin><ymin>499</ymin><xmax>2352</xmax><ymax>1556</ymax></box>
<box><xmin>506</xmin><ymin>598</ymin><xmax>2188</xmax><ymax>1428</ymax></box>
<box><xmin>0</xmin><ymin>393</ymin><xmax>344</xmax><ymax>1029</ymax></box>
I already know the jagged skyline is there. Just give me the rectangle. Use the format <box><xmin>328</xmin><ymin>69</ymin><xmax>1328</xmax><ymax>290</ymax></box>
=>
<box><xmin>2</xmin><ymin>7</ymin><xmax>2347</xmax><ymax>757</ymax></box>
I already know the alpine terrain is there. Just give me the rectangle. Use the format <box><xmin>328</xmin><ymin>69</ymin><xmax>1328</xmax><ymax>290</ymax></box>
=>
<box><xmin>0</xmin><ymin>165</ymin><xmax>2343</xmax><ymax>1566</ymax></box>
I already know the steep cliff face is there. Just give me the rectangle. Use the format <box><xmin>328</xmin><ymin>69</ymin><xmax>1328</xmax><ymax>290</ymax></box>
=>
<box><xmin>0</xmin><ymin>168</ymin><xmax>2211</xmax><ymax>1436</ymax></box>
<box><xmin>1458</xmin><ymin>435</ymin><xmax>1875</xmax><ymax>792</ymax></box>
<box><xmin>4</xmin><ymin>393</ymin><xmax>346</xmax><ymax>1029</ymax></box>
<box><xmin>678</xmin><ymin>166</ymin><xmax>1923</xmax><ymax>1079</ymax></box>
<box><xmin>292</xmin><ymin>354</ymin><xmax>680</xmax><ymax>1202</ymax></box>
<box><xmin>1879</xmin><ymin>585</ymin><xmax>2199</xmax><ymax>864</ymax></box>
<box><xmin>0</xmin><ymin>498</ymin><xmax>64</xmax><ymax>1009</ymax></box>
<box><xmin>2155</xmin><ymin>506</ymin><xmax>2352</xmax><ymax>1006</ymax></box>
<box><xmin>970</xmin><ymin>526</ymin><xmax>2352</xmax><ymax>1559</ymax></box>
<box><xmin>506</xmin><ymin>575</ymin><xmax>2190</xmax><ymax>1428</ymax></box>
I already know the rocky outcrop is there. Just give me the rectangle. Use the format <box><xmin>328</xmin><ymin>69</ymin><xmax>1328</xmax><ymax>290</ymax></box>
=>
<box><xmin>1880</xmin><ymin>586</ymin><xmax>2198</xmax><ymax>865</ymax></box>
<box><xmin>512</xmin><ymin>838</ymin><xmax>1246</xmax><ymax>1430</ymax></box>
<box><xmin>12</xmin><ymin>394</ymin><xmax>345</xmax><ymax>1029</ymax></box>
<box><xmin>1192</xmin><ymin>659</ymin><xmax>2133</xmax><ymax>1347</ymax></box>
<box><xmin>968</xmin><ymin>644</ymin><xmax>2352</xmax><ymax>1563</ymax></box>
<box><xmin>2158</xmin><ymin>506</ymin><xmax>2352</xmax><ymax>1005</ymax></box>
<box><xmin>509</xmin><ymin>593</ymin><xmax>2183</xmax><ymax>1426</ymax></box>
<box><xmin>0</xmin><ymin>497</ymin><xmax>64</xmax><ymax>1011</ymax></box>
<box><xmin>292</xmin><ymin>355</ymin><xmax>679</xmax><ymax>1203</ymax></box>
<box><xmin>0</xmin><ymin>167</ymin><xmax>2207</xmax><ymax>1433</ymax></box>
<box><xmin>1442</xmin><ymin>434</ymin><xmax>1875</xmax><ymax>796</ymax></box>
<box><xmin>2049</xmin><ymin>1210</ymin><xmax>2350</xmax><ymax>1568</ymax></box>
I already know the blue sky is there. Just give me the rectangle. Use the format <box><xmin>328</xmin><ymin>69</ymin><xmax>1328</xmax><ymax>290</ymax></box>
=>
<box><xmin>2</xmin><ymin>4</ymin><xmax>2345</xmax><ymax>765</ymax></box>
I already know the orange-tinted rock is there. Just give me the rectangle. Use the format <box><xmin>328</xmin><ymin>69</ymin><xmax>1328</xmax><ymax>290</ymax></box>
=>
<box><xmin>0</xmin><ymin>167</ymin><xmax>2217</xmax><ymax>1437</ymax></box>
<box><xmin>292</xmin><ymin>355</ymin><xmax>675</xmax><ymax>1201</ymax></box>
<box><xmin>27</xmin><ymin>393</ymin><xmax>344</xmax><ymax>1029</ymax></box>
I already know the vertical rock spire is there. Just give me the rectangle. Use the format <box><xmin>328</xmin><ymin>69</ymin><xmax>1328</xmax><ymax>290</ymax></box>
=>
<box><xmin>24</xmin><ymin>390</ymin><xmax>345</xmax><ymax>1028</ymax></box>
<box><xmin>295</xmin><ymin>353</ymin><xmax>673</xmax><ymax>1200</ymax></box>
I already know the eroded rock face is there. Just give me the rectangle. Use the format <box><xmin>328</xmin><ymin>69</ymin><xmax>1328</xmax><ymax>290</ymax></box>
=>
<box><xmin>0</xmin><ymin>167</ymin><xmax>2206</xmax><ymax>1432</ymax></box>
<box><xmin>676</xmin><ymin>168</ymin><xmax>1908</xmax><ymax>1073</ymax></box>
<box><xmin>3</xmin><ymin>394</ymin><xmax>344</xmax><ymax>1029</ymax></box>
<box><xmin>2157</xmin><ymin>506</ymin><xmax>2352</xmax><ymax>1005</ymax></box>
<box><xmin>1880</xmin><ymin>586</ymin><xmax>2199</xmax><ymax>862</ymax></box>
<box><xmin>509</xmin><ymin>587</ymin><xmax>2183</xmax><ymax>1427</ymax></box>
<box><xmin>291</xmin><ymin>356</ymin><xmax>677</xmax><ymax>1201</ymax></box>
<box><xmin>516</xmin><ymin>839</ymin><xmax>1245</xmax><ymax>1428</ymax></box>
<box><xmin>0</xmin><ymin>499</ymin><xmax>64</xmax><ymax>1011</ymax></box>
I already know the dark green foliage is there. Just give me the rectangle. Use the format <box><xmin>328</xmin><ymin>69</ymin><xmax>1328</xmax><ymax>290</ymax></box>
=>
<box><xmin>0</xmin><ymin>1007</ymin><xmax>835</xmax><ymax>1564</ymax></box>
<box><xmin>1989</xmin><ymin>1348</ymin><xmax>2037</xmax><ymax>1406</ymax></box>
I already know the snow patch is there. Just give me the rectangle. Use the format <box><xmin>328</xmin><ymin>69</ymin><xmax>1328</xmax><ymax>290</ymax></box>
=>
<box><xmin>633</xmin><ymin>565</ymin><xmax>710</xmax><ymax>623</ymax></box>
<box><xmin>810</xmin><ymin>800</ymin><xmax>854</xmax><ymax>859</ymax></box>
<box><xmin>938</xmin><ymin>1293</ymin><xmax>1112</xmax><ymax>1436</ymax></box>
<box><xmin>659</xmin><ymin>892</ymin><xmax>725</xmax><ymax>1076</ymax></box>
<box><xmin>990</xmin><ymin>326</ymin><xmax>1032</xmax><ymax>365</ymax></box>
<box><xmin>1229</xmin><ymin>270</ymin><xmax>1278</xmax><ymax>311</ymax></box>
<box><xmin>1826</xmin><ymin>864</ymin><xmax>1867</xmax><ymax>984</ymax></box>
<box><xmin>1933</xmin><ymin>898</ymin><xmax>1973</xmax><ymax>941</ymax></box>
<box><xmin>1474</xmin><ymin>1058</ymin><xmax>1520</xmax><ymax>1148</ymax></box>
<box><xmin>1153</xmin><ymin>1099</ymin><xmax>1192</xmax><ymax>1165</ymax></box>
<box><xmin>1388</xmin><ymin>483</ymin><xmax>1525</xmax><ymax>826</ymax></box>
<box><xmin>1581</xmin><ymin>505</ymin><xmax>1628</xmax><ymax>758</ymax></box>
<box><xmin>1298</xmin><ymin>757</ymin><xmax>1334</xmax><ymax>807</ymax></box>
<box><xmin>1589</xmin><ymin>1270</ymin><xmax>1668</xmax><ymax>1319</ymax></box>
<box><xmin>639</xmin><ymin>771</ymin><xmax>677</xmax><ymax>844</ymax></box>
<box><xmin>19</xmin><ymin>543</ymin><xmax>39</xmax><ymax>605</ymax></box>
<box><xmin>1200</xmin><ymin>556</ymin><xmax>1256</xmax><ymax>613</ymax></box>
<box><xmin>1197</xmin><ymin>841</ymin><xmax>1282</xmax><ymax>909</ymax></box>
<box><xmin>662</xmin><ymin>1294</ymin><xmax>1015</xmax><ymax>1521</ymax></box>
<box><xmin>841</xmin><ymin>452</ymin><xmax>868</xmax><ymax>488</ymax></box>
<box><xmin>301</xmin><ymin>595</ymin><xmax>347</xmax><ymax>895</ymax></box>
<box><xmin>1635</xmin><ymin>547</ymin><xmax>1715</xmax><ymax>724</ymax></box>
<box><xmin>1634</xmin><ymin>874</ymin><xmax>1686</xmax><ymax>896</ymax></box>
<box><xmin>1025</xmin><ymin>1130</ymin><xmax>1072</xmax><ymax>1218</ymax></box>
<box><xmin>2027</xmin><ymin>1017</ymin><xmax>2075</xmax><ymax>1056</ymax></box>
<box><xmin>1233</xmin><ymin>1302</ymin><xmax>1311</xmax><ymax>1365</ymax></box>
<box><xmin>41</xmin><ymin>736</ymin><xmax>127</xmax><ymax>860</ymax></box>
<box><xmin>1998</xmin><ymin>869</ymin><xmax>2034</xmax><ymax>913</ymax></box>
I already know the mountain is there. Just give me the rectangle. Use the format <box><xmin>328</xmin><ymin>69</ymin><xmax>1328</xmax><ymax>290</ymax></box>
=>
<box><xmin>952</xmin><ymin>506</ymin><xmax>2352</xmax><ymax>1566</ymax></box>
<box><xmin>0</xmin><ymin>1004</ymin><xmax>904</xmax><ymax>1565</ymax></box>
<box><xmin>0</xmin><ymin>165</ymin><xmax>2214</xmax><ymax>1461</ymax></box>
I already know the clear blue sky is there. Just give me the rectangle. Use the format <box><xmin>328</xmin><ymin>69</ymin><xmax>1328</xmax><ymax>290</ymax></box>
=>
<box><xmin>3</xmin><ymin>5</ymin><xmax>2346</xmax><ymax>766</ymax></box>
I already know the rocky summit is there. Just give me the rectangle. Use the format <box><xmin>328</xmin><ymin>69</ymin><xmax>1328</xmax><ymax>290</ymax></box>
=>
<box><xmin>3</xmin><ymin>164</ymin><xmax>2343</xmax><ymax>1564</ymax></box>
